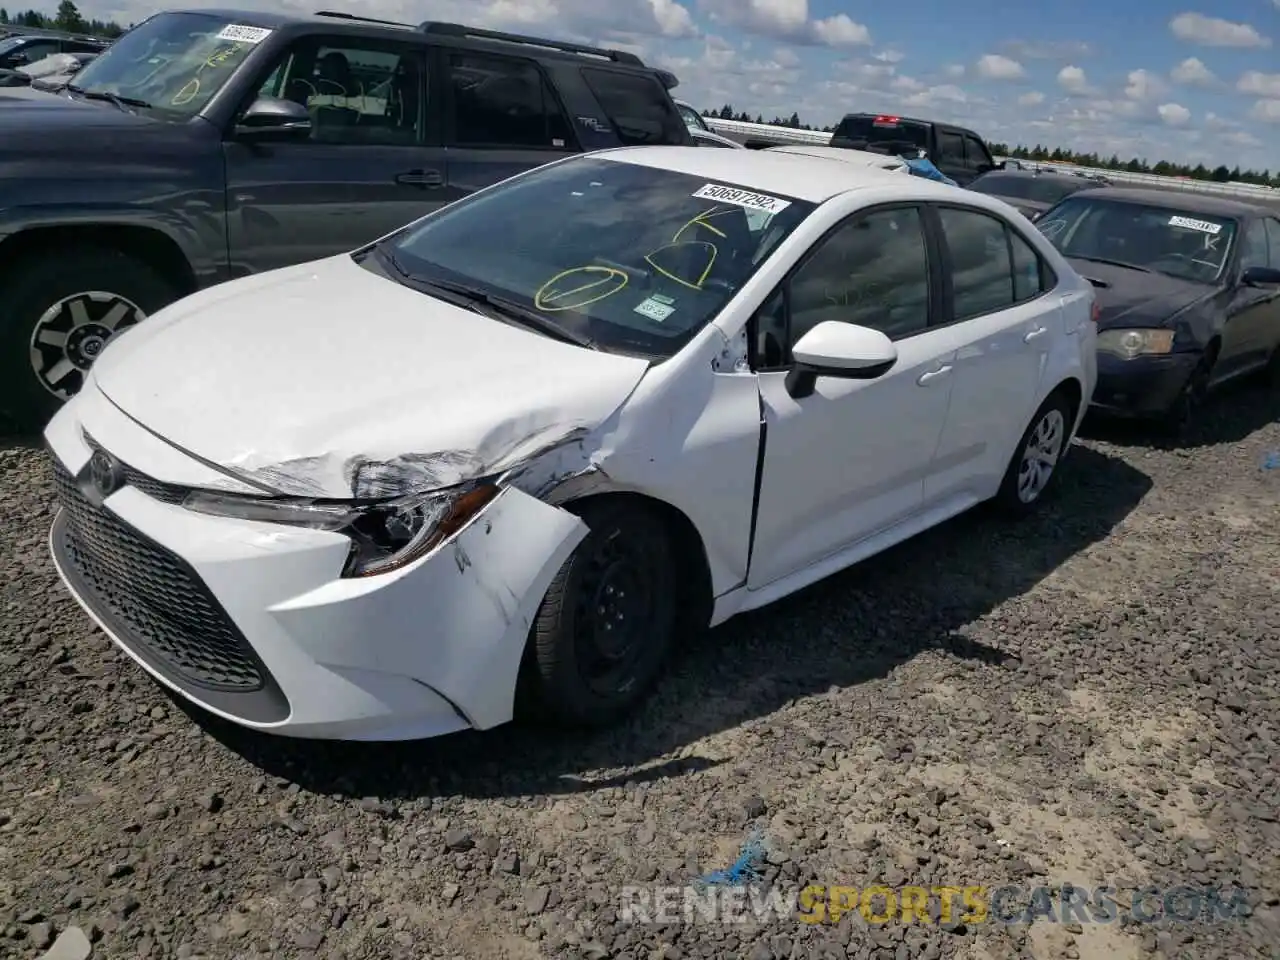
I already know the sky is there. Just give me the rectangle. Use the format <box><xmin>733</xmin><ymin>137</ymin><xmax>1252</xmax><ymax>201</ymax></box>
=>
<box><xmin>85</xmin><ymin>0</ymin><xmax>1280</xmax><ymax>172</ymax></box>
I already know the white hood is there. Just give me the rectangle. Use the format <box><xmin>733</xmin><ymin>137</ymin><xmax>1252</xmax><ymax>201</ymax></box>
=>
<box><xmin>90</xmin><ymin>255</ymin><xmax>652</xmax><ymax>499</ymax></box>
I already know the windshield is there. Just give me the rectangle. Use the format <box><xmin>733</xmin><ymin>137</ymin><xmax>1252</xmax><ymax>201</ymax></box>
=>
<box><xmin>379</xmin><ymin>156</ymin><xmax>816</xmax><ymax>360</ymax></box>
<box><xmin>971</xmin><ymin>174</ymin><xmax>1088</xmax><ymax>206</ymax></box>
<box><xmin>831</xmin><ymin>116</ymin><xmax>929</xmax><ymax>152</ymax></box>
<box><xmin>677</xmin><ymin>103</ymin><xmax>708</xmax><ymax>131</ymax></box>
<box><xmin>1037</xmin><ymin>197</ymin><xmax>1237</xmax><ymax>283</ymax></box>
<box><xmin>0</xmin><ymin>36</ymin><xmax>26</xmax><ymax>54</ymax></box>
<box><xmin>68</xmin><ymin>11</ymin><xmax>271</xmax><ymax>117</ymax></box>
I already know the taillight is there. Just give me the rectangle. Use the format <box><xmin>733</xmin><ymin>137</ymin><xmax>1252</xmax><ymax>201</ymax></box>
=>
<box><xmin>1090</xmin><ymin>300</ymin><xmax>1101</xmax><ymax>323</ymax></box>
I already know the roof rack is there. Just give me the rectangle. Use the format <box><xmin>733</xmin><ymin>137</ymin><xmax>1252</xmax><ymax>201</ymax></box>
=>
<box><xmin>417</xmin><ymin>21</ymin><xmax>643</xmax><ymax>65</ymax></box>
<box><xmin>315</xmin><ymin>11</ymin><xmax>415</xmax><ymax>29</ymax></box>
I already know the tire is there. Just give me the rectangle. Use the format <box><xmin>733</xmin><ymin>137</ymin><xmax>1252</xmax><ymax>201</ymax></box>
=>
<box><xmin>993</xmin><ymin>390</ymin><xmax>1075</xmax><ymax>516</ymax></box>
<box><xmin>1159</xmin><ymin>351</ymin><xmax>1214</xmax><ymax>439</ymax></box>
<box><xmin>525</xmin><ymin>499</ymin><xmax>678</xmax><ymax>728</ymax></box>
<box><xmin>0</xmin><ymin>247</ymin><xmax>181</xmax><ymax>434</ymax></box>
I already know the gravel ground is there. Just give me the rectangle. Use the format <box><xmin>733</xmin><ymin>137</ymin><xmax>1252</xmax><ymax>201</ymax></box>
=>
<box><xmin>1</xmin><ymin>380</ymin><xmax>1278</xmax><ymax>960</ymax></box>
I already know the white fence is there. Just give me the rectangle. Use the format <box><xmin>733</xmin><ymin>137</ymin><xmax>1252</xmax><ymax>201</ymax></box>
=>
<box><xmin>701</xmin><ymin>115</ymin><xmax>1280</xmax><ymax>201</ymax></box>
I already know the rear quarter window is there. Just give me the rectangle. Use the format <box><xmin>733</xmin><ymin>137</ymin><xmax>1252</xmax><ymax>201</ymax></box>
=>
<box><xmin>580</xmin><ymin>67</ymin><xmax>687</xmax><ymax>145</ymax></box>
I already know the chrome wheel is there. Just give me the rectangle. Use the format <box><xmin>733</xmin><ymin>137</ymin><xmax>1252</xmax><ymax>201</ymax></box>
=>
<box><xmin>29</xmin><ymin>291</ymin><xmax>146</xmax><ymax>400</ymax></box>
<box><xmin>1017</xmin><ymin>408</ymin><xmax>1066</xmax><ymax>503</ymax></box>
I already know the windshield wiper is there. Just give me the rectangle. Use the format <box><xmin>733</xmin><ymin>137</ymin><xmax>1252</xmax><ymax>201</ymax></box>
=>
<box><xmin>375</xmin><ymin>247</ymin><xmax>598</xmax><ymax>350</ymax></box>
<box><xmin>1068</xmin><ymin>254</ymin><xmax>1152</xmax><ymax>273</ymax></box>
<box><xmin>66</xmin><ymin>84</ymin><xmax>151</xmax><ymax>111</ymax></box>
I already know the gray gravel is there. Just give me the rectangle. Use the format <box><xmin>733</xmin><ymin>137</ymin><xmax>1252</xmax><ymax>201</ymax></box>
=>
<box><xmin>2</xmin><ymin>380</ymin><xmax>1279</xmax><ymax>960</ymax></box>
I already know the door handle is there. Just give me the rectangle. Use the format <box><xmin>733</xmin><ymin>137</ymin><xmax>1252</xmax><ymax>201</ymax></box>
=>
<box><xmin>394</xmin><ymin>169</ymin><xmax>443</xmax><ymax>188</ymax></box>
<box><xmin>1023</xmin><ymin>325</ymin><xmax>1048</xmax><ymax>343</ymax></box>
<box><xmin>917</xmin><ymin>364</ymin><xmax>953</xmax><ymax>386</ymax></box>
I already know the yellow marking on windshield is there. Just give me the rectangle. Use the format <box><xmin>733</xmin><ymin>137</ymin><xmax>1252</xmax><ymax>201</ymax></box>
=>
<box><xmin>644</xmin><ymin>241</ymin><xmax>717</xmax><ymax>292</ymax></box>
<box><xmin>534</xmin><ymin>266</ymin><xmax>628</xmax><ymax>312</ymax></box>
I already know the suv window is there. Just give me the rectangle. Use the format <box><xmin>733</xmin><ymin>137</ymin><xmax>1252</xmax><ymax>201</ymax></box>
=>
<box><xmin>447</xmin><ymin>52</ymin><xmax>572</xmax><ymax>148</ymax></box>
<box><xmin>831</xmin><ymin>115</ymin><xmax>929</xmax><ymax>152</ymax></box>
<box><xmin>580</xmin><ymin>67</ymin><xmax>685</xmax><ymax>145</ymax></box>
<box><xmin>13</xmin><ymin>38</ymin><xmax>58</xmax><ymax>62</ymax></box>
<box><xmin>62</xmin><ymin>40</ymin><xmax>103</xmax><ymax>54</ymax></box>
<box><xmin>938</xmin><ymin>207</ymin><xmax>1021</xmax><ymax>319</ymax></box>
<box><xmin>256</xmin><ymin>38</ymin><xmax>426</xmax><ymax>145</ymax></box>
<box><xmin>962</xmin><ymin>134</ymin><xmax>992</xmax><ymax>171</ymax></box>
<box><xmin>677</xmin><ymin>102</ymin><xmax>707</xmax><ymax>131</ymax></box>
<box><xmin>935</xmin><ymin>130</ymin><xmax>964</xmax><ymax>165</ymax></box>
<box><xmin>1240</xmin><ymin>219</ymin><xmax>1269</xmax><ymax>271</ymax></box>
<box><xmin>785</xmin><ymin>206</ymin><xmax>932</xmax><ymax>347</ymax></box>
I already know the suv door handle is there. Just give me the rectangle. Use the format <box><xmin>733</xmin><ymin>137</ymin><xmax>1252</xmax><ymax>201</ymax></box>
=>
<box><xmin>1023</xmin><ymin>325</ymin><xmax>1048</xmax><ymax>343</ymax></box>
<box><xmin>395</xmin><ymin>169</ymin><xmax>443</xmax><ymax>188</ymax></box>
<box><xmin>917</xmin><ymin>364</ymin><xmax>953</xmax><ymax>386</ymax></box>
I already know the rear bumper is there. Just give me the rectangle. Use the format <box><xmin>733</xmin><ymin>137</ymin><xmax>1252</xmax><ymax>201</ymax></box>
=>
<box><xmin>1088</xmin><ymin>351</ymin><xmax>1199</xmax><ymax>417</ymax></box>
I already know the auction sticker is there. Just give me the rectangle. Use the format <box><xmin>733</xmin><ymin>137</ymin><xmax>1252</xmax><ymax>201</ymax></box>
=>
<box><xmin>634</xmin><ymin>294</ymin><xmax>676</xmax><ymax>322</ymax></box>
<box><xmin>692</xmin><ymin>183</ymin><xmax>791</xmax><ymax>214</ymax></box>
<box><xmin>216</xmin><ymin>24</ymin><xmax>273</xmax><ymax>43</ymax></box>
<box><xmin>1168</xmin><ymin>215</ymin><xmax>1222</xmax><ymax>234</ymax></box>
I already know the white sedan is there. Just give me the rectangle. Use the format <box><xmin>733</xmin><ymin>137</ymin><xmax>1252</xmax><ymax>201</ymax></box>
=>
<box><xmin>44</xmin><ymin>147</ymin><xmax>1098</xmax><ymax>741</ymax></box>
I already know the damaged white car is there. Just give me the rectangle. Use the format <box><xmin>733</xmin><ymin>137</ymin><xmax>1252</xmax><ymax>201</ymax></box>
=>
<box><xmin>45</xmin><ymin>146</ymin><xmax>1098</xmax><ymax>741</ymax></box>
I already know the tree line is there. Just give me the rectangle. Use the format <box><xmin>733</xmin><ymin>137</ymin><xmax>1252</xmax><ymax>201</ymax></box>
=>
<box><xmin>0</xmin><ymin>1</ymin><xmax>126</xmax><ymax>37</ymax></box>
<box><xmin>703</xmin><ymin>103</ymin><xmax>1280</xmax><ymax>189</ymax></box>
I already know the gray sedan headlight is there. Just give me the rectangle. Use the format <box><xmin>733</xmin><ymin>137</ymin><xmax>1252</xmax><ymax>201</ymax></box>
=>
<box><xmin>1096</xmin><ymin>328</ymin><xmax>1175</xmax><ymax>359</ymax></box>
<box><xmin>183</xmin><ymin>481</ymin><xmax>500</xmax><ymax>577</ymax></box>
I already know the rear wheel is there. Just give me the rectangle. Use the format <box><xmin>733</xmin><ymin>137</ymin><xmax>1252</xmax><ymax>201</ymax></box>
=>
<box><xmin>0</xmin><ymin>248</ymin><xmax>180</xmax><ymax>434</ymax></box>
<box><xmin>993</xmin><ymin>391</ymin><xmax>1074</xmax><ymax>516</ymax></box>
<box><xmin>525</xmin><ymin>499</ymin><xmax>678</xmax><ymax>728</ymax></box>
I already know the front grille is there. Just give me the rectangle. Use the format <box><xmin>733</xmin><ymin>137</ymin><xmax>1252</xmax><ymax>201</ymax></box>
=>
<box><xmin>52</xmin><ymin>457</ymin><xmax>264</xmax><ymax>691</ymax></box>
<box><xmin>82</xmin><ymin>433</ymin><xmax>187</xmax><ymax>504</ymax></box>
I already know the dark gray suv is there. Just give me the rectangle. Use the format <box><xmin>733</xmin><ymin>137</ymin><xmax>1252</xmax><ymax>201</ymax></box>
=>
<box><xmin>0</xmin><ymin>9</ymin><xmax>692</xmax><ymax>430</ymax></box>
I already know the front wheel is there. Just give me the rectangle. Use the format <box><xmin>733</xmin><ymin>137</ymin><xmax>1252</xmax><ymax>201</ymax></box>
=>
<box><xmin>0</xmin><ymin>247</ymin><xmax>180</xmax><ymax>434</ymax></box>
<box><xmin>994</xmin><ymin>392</ymin><xmax>1074</xmax><ymax>515</ymax></box>
<box><xmin>1158</xmin><ymin>352</ymin><xmax>1213</xmax><ymax>439</ymax></box>
<box><xmin>525</xmin><ymin>499</ymin><xmax>678</xmax><ymax>728</ymax></box>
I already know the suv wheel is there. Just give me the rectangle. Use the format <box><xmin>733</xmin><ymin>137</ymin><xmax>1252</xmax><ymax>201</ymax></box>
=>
<box><xmin>0</xmin><ymin>247</ymin><xmax>179</xmax><ymax>433</ymax></box>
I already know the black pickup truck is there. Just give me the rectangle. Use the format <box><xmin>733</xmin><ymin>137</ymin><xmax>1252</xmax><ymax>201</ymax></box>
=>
<box><xmin>829</xmin><ymin>112</ymin><xmax>998</xmax><ymax>186</ymax></box>
<box><xmin>0</xmin><ymin>8</ymin><xmax>692</xmax><ymax>431</ymax></box>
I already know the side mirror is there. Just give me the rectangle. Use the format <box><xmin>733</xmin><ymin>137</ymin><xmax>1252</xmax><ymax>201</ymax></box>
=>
<box><xmin>234</xmin><ymin>96</ymin><xmax>312</xmax><ymax>140</ymax></box>
<box><xmin>785</xmin><ymin>320</ymin><xmax>898</xmax><ymax>399</ymax></box>
<box><xmin>1241</xmin><ymin>265</ymin><xmax>1280</xmax><ymax>287</ymax></box>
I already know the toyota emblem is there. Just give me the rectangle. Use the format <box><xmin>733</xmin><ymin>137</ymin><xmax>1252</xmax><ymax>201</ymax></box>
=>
<box><xmin>88</xmin><ymin>449</ymin><xmax>123</xmax><ymax>497</ymax></box>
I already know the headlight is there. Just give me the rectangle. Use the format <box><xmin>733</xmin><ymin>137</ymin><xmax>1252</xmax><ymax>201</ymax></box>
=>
<box><xmin>1096</xmin><ymin>328</ymin><xmax>1175</xmax><ymax>359</ymax></box>
<box><xmin>183</xmin><ymin>482</ymin><xmax>500</xmax><ymax>578</ymax></box>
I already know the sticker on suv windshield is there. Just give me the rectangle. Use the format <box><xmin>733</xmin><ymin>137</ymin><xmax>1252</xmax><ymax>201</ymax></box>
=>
<box><xmin>634</xmin><ymin>294</ymin><xmax>676</xmax><ymax>322</ymax></box>
<box><xmin>691</xmin><ymin>184</ymin><xmax>791</xmax><ymax>214</ymax></box>
<box><xmin>216</xmin><ymin>24</ymin><xmax>273</xmax><ymax>43</ymax></box>
<box><xmin>1168</xmin><ymin>215</ymin><xmax>1222</xmax><ymax>234</ymax></box>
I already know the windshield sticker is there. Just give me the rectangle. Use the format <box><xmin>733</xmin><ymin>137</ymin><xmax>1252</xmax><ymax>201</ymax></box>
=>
<box><xmin>634</xmin><ymin>294</ymin><xmax>676</xmax><ymax>323</ymax></box>
<box><xmin>691</xmin><ymin>184</ymin><xmax>791</xmax><ymax>215</ymax></box>
<box><xmin>1168</xmin><ymin>215</ymin><xmax>1222</xmax><ymax>235</ymax></box>
<box><xmin>216</xmin><ymin>24</ymin><xmax>272</xmax><ymax>44</ymax></box>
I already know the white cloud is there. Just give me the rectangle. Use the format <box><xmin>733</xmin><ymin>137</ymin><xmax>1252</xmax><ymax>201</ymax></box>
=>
<box><xmin>900</xmin><ymin>84</ymin><xmax>968</xmax><ymax>107</ymax></box>
<box><xmin>1168</xmin><ymin>12</ymin><xmax>1270</xmax><ymax>48</ymax></box>
<box><xmin>1057</xmin><ymin>65</ymin><xmax>1093</xmax><ymax>95</ymax></box>
<box><xmin>697</xmin><ymin>0</ymin><xmax>869</xmax><ymax>46</ymax></box>
<box><xmin>1250</xmin><ymin>99</ymin><xmax>1280</xmax><ymax>123</ymax></box>
<box><xmin>1157</xmin><ymin>102</ymin><xmax>1191</xmax><ymax>126</ymax></box>
<box><xmin>872</xmin><ymin>49</ymin><xmax>904</xmax><ymax>63</ymax></box>
<box><xmin>891</xmin><ymin>74</ymin><xmax>924</xmax><ymax>92</ymax></box>
<box><xmin>975</xmin><ymin>54</ymin><xmax>1025</xmax><ymax>80</ymax></box>
<box><xmin>1170</xmin><ymin>57</ymin><xmax>1217</xmax><ymax>86</ymax></box>
<box><xmin>1237</xmin><ymin>71</ymin><xmax>1280</xmax><ymax>98</ymax></box>
<box><xmin>943</xmin><ymin>64</ymin><xmax>966</xmax><ymax>78</ymax></box>
<box><xmin>1017</xmin><ymin>91</ymin><xmax>1045</xmax><ymax>106</ymax></box>
<box><xmin>1124</xmin><ymin>69</ymin><xmax>1165</xmax><ymax>100</ymax></box>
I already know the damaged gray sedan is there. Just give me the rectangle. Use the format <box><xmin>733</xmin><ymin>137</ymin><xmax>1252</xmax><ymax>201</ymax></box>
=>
<box><xmin>43</xmin><ymin>145</ymin><xmax>1096</xmax><ymax>740</ymax></box>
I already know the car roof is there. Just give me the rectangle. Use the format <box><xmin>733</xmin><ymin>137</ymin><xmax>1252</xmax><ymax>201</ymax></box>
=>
<box><xmin>596</xmin><ymin>146</ymin><xmax>972</xmax><ymax>204</ymax></box>
<box><xmin>1080</xmin><ymin>186</ymin><xmax>1267</xmax><ymax>218</ymax></box>
<box><xmin>766</xmin><ymin>144</ymin><xmax>908</xmax><ymax>169</ymax></box>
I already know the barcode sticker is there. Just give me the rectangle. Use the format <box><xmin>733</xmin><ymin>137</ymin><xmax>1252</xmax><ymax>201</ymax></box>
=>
<box><xmin>1168</xmin><ymin>215</ymin><xmax>1222</xmax><ymax>235</ymax></box>
<box><xmin>691</xmin><ymin>183</ymin><xmax>791</xmax><ymax>214</ymax></box>
<box><xmin>216</xmin><ymin>24</ymin><xmax>272</xmax><ymax>44</ymax></box>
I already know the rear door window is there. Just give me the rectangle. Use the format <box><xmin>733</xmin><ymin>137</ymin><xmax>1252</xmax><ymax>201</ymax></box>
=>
<box><xmin>580</xmin><ymin>67</ymin><xmax>686</xmax><ymax>145</ymax></box>
<box><xmin>935</xmin><ymin>130</ymin><xmax>965</xmax><ymax>165</ymax></box>
<box><xmin>962</xmin><ymin>134</ymin><xmax>992</xmax><ymax>171</ymax></box>
<box><xmin>831</xmin><ymin>115</ymin><xmax>929</xmax><ymax>152</ymax></box>
<box><xmin>446</xmin><ymin>52</ymin><xmax>573</xmax><ymax>149</ymax></box>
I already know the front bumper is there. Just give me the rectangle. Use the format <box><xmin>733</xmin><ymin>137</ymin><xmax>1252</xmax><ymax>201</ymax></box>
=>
<box><xmin>43</xmin><ymin>385</ymin><xmax>587</xmax><ymax>741</ymax></box>
<box><xmin>1088</xmin><ymin>350</ymin><xmax>1200</xmax><ymax>418</ymax></box>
